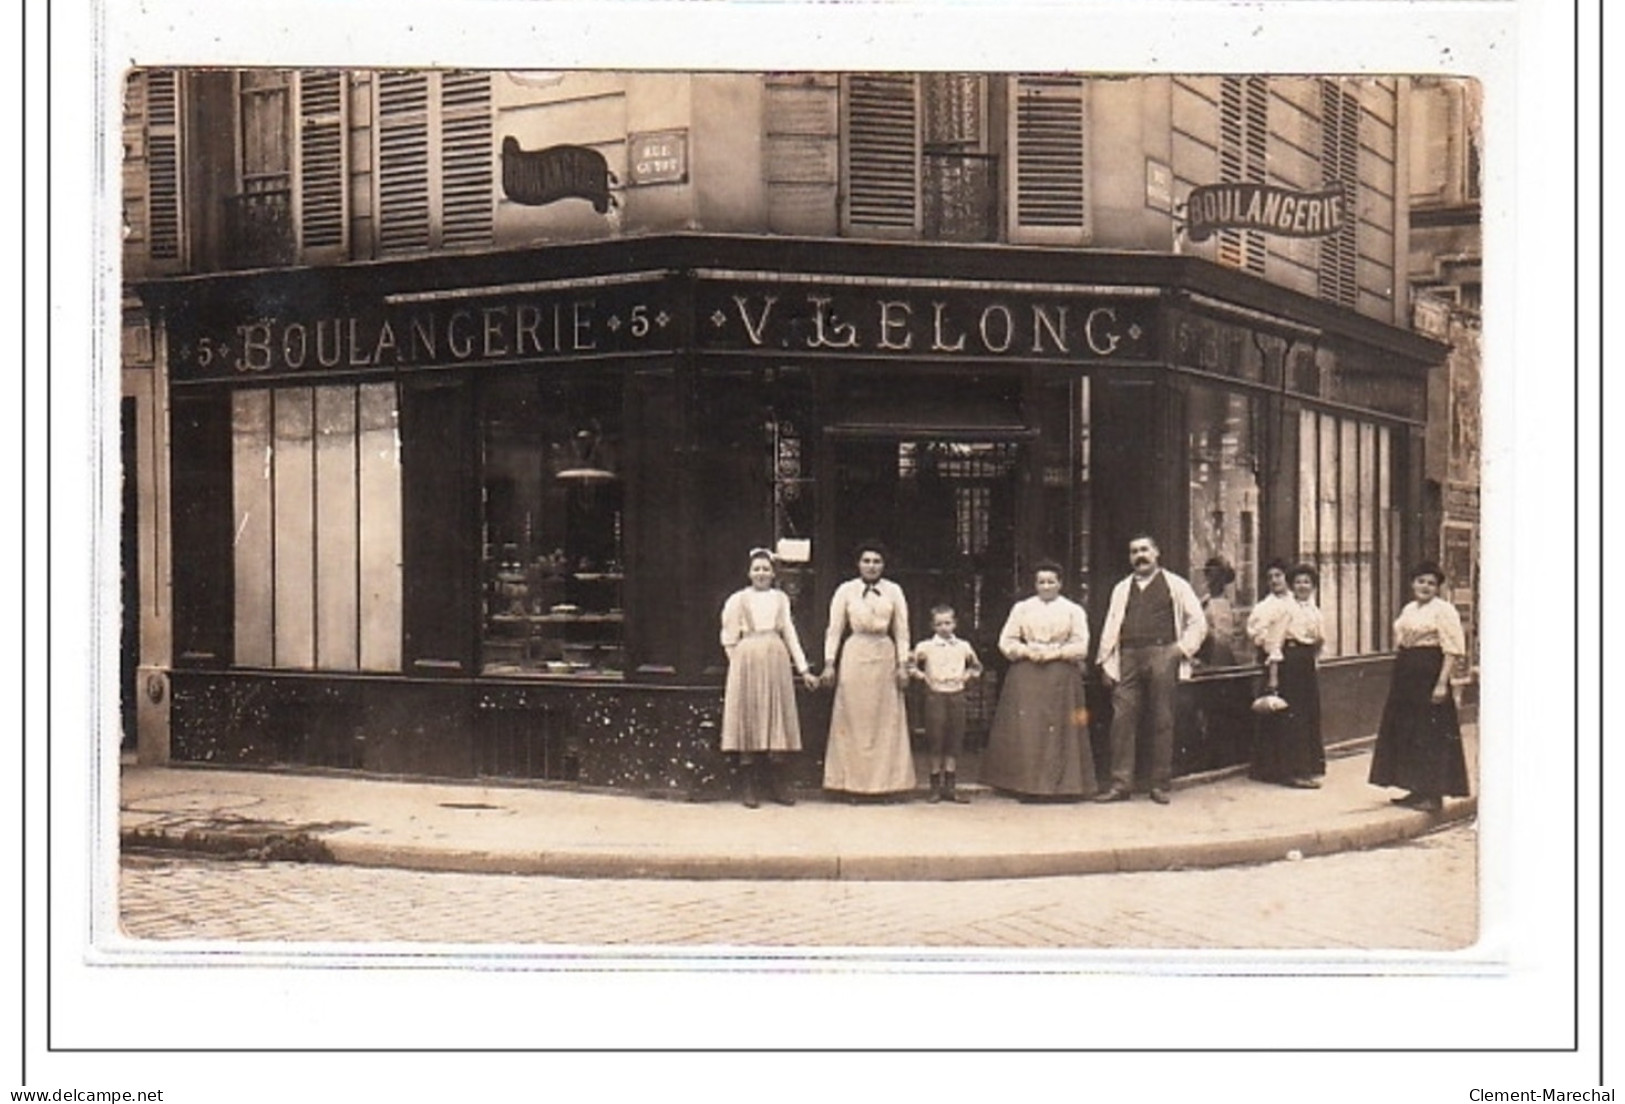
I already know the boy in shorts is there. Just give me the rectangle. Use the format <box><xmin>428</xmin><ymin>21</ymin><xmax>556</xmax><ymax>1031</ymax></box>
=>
<box><xmin>912</xmin><ymin>605</ymin><xmax>983</xmax><ymax>804</ymax></box>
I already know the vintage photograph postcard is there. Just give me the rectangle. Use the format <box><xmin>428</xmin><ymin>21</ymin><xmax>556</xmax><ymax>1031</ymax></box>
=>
<box><xmin>32</xmin><ymin>0</ymin><xmax>1589</xmax><ymax>1092</ymax></box>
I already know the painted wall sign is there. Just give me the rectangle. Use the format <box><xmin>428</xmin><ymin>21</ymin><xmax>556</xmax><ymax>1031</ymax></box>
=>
<box><xmin>1184</xmin><ymin>183</ymin><xmax>1347</xmax><ymax>242</ymax></box>
<box><xmin>697</xmin><ymin>282</ymin><xmax>1158</xmax><ymax>362</ymax></box>
<box><xmin>627</xmin><ymin>129</ymin><xmax>688</xmax><ymax>186</ymax></box>
<box><xmin>169</xmin><ymin>277</ymin><xmax>1160</xmax><ymax>381</ymax></box>
<box><xmin>169</xmin><ymin>281</ymin><xmax>677</xmax><ymax>381</ymax></box>
<box><xmin>501</xmin><ymin>138</ymin><xmax>618</xmax><ymax>212</ymax></box>
<box><xmin>1145</xmin><ymin>159</ymin><xmax>1173</xmax><ymax>213</ymax></box>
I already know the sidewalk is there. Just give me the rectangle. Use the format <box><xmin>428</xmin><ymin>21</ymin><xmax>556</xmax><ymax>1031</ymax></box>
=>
<box><xmin>119</xmin><ymin>729</ymin><xmax>1478</xmax><ymax>881</ymax></box>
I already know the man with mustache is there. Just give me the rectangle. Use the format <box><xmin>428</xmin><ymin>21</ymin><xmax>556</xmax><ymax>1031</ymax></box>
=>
<box><xmin>1095</xmin><ymin>535</ymin><xmax>1209</xmax><ymax>805</ymax></box>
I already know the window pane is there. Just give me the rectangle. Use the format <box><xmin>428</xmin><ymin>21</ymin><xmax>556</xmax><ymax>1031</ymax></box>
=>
<box><xmin>1379</xmin><ymin>426</ymin><xmax>1395</xmax><ymax>651</ymax></box>
<box><xmin>1338</xmin><ymin>418</ymin><xmax>1359</xmax><ymax>658</ymax></box>
<box><xmin>273</xmin><ymin>389</ymin><xmax>316</xmax><ymax>668</ymax></box>
<box><xmin>315</xmin><ymin>386</ymin><xmax>359</xmax><ymax>669</ymax></box>
<box><xmin>357</xmin><ymin>383</ymin><xmax>403</xmax><ymax>670</ymax></box>
<box><xmin>232</xmin><ymin>391</ymin><xmax>274</xmax><ymax>666</ymax></box>
<box><xmin>482</xmin><ymin>376</ymin><xmax>625</xmax><ymax>677</ymax></box>
<box><xmin>1187</xmin><ymin>385</ymin><xmax>1259</xmax><ymax>666</ymax></box>
<box><xmin>240</xmin><ymin>74</ymin><xmax>292</xmax><ymax>182</ymax></box>
<box><xmin>1318</xmin><ymin>412</ymin><xmax>1341</xmax><ymax>655</ymax></box>
<box><xmin>1297</xmin><ymin>408</ymin><xmax>1317</xmax><ymax>574</ymax></box>
<box><xmin>1359</xmin><ymin>421</ymin><xmax>1377</xmax><ymax>653</ymax></box>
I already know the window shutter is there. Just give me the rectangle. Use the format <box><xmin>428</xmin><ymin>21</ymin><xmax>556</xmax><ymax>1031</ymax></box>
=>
<box><xmin>1242</xmin><ymin>77</ymin><xmax>1269</xmax><ymax>272</ymax></box>
<box><xmin>122</xmin><ymin>73</ymin><xmax>148</xmax><ymax>249</ymax></box>
<box><xmin>1217</xmin><ymin>76</ymin><xmax>1267</xmax><ymax>273</ymax></box>
<box><xmin>297</xmin><ymin>70</ymin><xmax>347</xmax><ymax>257</ymax></box>
<box><xmin>1318</xmin><ymin>80</ymin><xmax>1360</xmax><ymax>306</ymax></box>
<box><xmin>377</xmin><ymin>71</ymin><xmax>431</xmax><ymax>253</ymax></box>
<box><xmin>1009</xmin><ymin>75</ymin><xmax>1088</xmax><ymax>244</ymax></box>
<box><xmin>144</xmin><ymin>69</ymin><xmax>183</xmax><ymax>263</ymax></box>
<box><xmin>438</xmin><ymin>70</ymin><xmax>493</xmax><ymax>249</ymax></box>
<box><xmin>844</xmin><ymin>73</ymin><xmax>919</xmax><ymax>234</ymax></box>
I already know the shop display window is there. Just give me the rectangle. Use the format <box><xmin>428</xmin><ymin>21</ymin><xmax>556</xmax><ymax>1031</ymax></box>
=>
<box><xmin>481</xmin><ymin>375</ymin><xmax>625</xmax><ymax>677</ymax></box>
<box><xmin>1298</xmin><ymin>409</ymin><xmax>1398</xmax><ymax>657</ymax></box>
<box><xmin>1187</xmin><ymin>384</ymin><xmax>1260</xmax><ymax>668</ymax></box>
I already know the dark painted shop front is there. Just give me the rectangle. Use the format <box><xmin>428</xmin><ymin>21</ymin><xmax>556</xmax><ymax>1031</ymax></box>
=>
<box><xmin>140</xmin><ymin>234</ymin><xmax>1444</xmax><ymax>798</ymax></box>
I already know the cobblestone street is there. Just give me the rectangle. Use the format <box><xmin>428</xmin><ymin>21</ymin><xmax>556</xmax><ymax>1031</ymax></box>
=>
<box><xmin>119</xmin><ymin>819</ymin><xmax>1476</xmax><ymax>950</ymax></box>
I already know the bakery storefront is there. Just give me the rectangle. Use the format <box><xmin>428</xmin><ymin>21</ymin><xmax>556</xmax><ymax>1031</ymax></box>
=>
<box><xmin>140</xmin><ymin>234</ymin><xmax>1444</xmax><ymax>797</ymax></box>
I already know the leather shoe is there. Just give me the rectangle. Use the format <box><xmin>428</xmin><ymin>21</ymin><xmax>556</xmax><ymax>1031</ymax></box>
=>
<box><xmin>1148</xmin><ymin>788</ymin><xmax>1171</xmax><ymax>805</ymax></box>
<box><xmin>1093</xmin><ymin>788</ymin><xmax>1131</xmax><ymax>803</ymax></box>
<box><xmin>1286</xmin><ymin>777</ymin><xmax>1322</xmax><ymax>790</ymax></box>
<box><xmin>1391</xmin><ymin>792</ymin><xmax>1424</xmax><ymax>807</ymax></box>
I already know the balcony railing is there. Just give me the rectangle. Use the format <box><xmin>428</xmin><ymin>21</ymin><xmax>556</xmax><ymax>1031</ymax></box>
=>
<box><xmin>224</xmin><ymin>188</ymin><xmax>296</xmax><ymax>267</ymax></box>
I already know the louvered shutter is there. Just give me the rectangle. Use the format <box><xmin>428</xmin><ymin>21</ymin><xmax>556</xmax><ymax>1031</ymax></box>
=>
<box><xmin>1318</xmin><ymin>81</ymin><xmax>1360</xmax><ymax>306</ymax></box>
<box><xmin>844</xmin><ymin>73</ymin><xmax>919</xmax><ymax>235</ymax></box>
<box><xmin>438</xmin><ymin>71</ymin><xmax>493</xmax><ymax>249</ymax></box>
<box><xmin>297</xmin><ymin>70</ymin><xmax>347</xmax><ymax>258</ymax></box>
<box><xmin>377</xmin><ymin>71</ymin><xmax>431</xmax><ymax>253</ymax></box>
<box><xmin>1009</xmin><ymin>75</ymin><xmax>1088</xmax><ymax>245</ymax></box>
<box><xmin>1217</xmin><ymin>76</ymin><xmax>1267</xmax><ymax>274</ymax></box>
<box><xmin>122</xmin><ymin>73</ymin><xmax>148</xmax><ymax>250</ymax></box>
<box><xmin>144</xmin><ymin>69</ymin><xmax>183</xmax><ymax>264</ymax></box>
<box><xmin>1242</xmin><ymin>77</ymin><xmax>1269</xmax><ymax>272</ymax></box>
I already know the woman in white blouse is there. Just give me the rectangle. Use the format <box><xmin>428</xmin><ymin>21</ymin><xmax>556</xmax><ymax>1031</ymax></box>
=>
<box><xmin>1368</xmin><ymin>561</ymin><xmax>1470</xmax><ymax>812</ymax></box>
<box><xmin>719</xmin><ymin>548</ymin><xmax>819</xmax><ymax>808</ymax></box>
<box><xmin>979</xmin><ymin>560</ymin><xmax>1097</xmax><ymax>801</ymax></box>
<box><xmin>1246</xmin><ymin>562</ymin><xmax>1327</xmax><ymax>789</ymax></box>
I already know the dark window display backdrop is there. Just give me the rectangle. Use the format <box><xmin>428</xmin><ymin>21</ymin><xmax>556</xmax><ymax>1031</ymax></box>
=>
<box><xmin>480</xmin><ymin>374</ymin><xmax>626</xmax><ymax>678</ymax></box>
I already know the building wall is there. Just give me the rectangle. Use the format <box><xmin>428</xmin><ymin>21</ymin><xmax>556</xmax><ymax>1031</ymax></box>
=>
<box><xmin>1406</xmin><ymin>77</ymin><xmax>1481</xmax><ymax>687</ymax></box>
<box><xmin>123</xmin><ymin>70</ymin><xmax>1409</xmax><ymax>317</ymax></box>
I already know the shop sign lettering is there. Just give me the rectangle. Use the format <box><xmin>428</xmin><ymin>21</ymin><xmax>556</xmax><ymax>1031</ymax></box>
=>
<box><xmin>699</xmin><ymin>285</ymin><xmax>1157</xmax><ymax>362</ymax></box>
<box><xmin>172</xmin><ymin>287</ymin><xmax>677</xmax><ymax>380</ymax></box>
<box><xmin>1184</xmin><ymin>182</ymin><xmax>1347</xmax><ymax>242</ymax></box>
<box><xmin>171</xmin><ymin>279</ymin><xmax>1159</xmax><ymax>379</ymax></box>
<box><xmin>627</xmin><ymin>130</ymin><xmax>688</xmax><ymax>186</ymax></box>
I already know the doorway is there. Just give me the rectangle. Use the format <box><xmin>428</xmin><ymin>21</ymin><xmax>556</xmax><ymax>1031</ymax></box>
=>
<box><xmin>829</xmin><ymin>436</ymin><xmax>1023</xmax><ymax>739</ymax></box>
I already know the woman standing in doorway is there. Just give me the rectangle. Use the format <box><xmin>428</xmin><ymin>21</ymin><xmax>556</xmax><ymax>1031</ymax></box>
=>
<box><xmin>980</xmin><ymin>560</ymin><xmax>1095</xmax><ymax>801</ymax></box>
<box><xmin>1368</xmin><ymin>562</ymin><xmax>1470</xmax><ymax>813</ymax></box>
<box><xmin>819</xmin><ymin>541</ymin><xmax>917</xmax><ymax>800</ymax></box>
<box><xmin>719</xmin><ymin>548</ymin><xmax>819</xmax><ymax>808</ymax></box>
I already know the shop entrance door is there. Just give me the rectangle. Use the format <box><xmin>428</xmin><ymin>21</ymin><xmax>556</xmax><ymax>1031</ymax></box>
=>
<box><xmin>829</xmin><ymin>436</ymin><xmax>1023</xmax><ymax>740</ymax></box>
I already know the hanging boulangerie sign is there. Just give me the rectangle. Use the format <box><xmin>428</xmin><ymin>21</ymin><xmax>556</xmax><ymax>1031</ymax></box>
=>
<box><xmin>501</xmin><ymin>138</ymin><xmax>618</xmax><ymax>212</ymax></box>
<box><xmin>1184</xmin><ymin>182</ymin><xmax>1347</xmax><ymax>242</ymax></box>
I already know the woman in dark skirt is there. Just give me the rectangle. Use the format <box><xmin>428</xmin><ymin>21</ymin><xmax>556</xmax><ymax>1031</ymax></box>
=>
<box><xmin>980</xmin><ymin>561</ymin><xmax>1095</xmax><ymax>801</ymax></box>
<box><xmin>1368</xmin><ymin>561</ymin><xmax>1470</xmax><ymax>813</ymax></box>
<box><xmin>1247</xmin><ymin>562</ymin><xmax>1326</xmax><ymax>788</ymax></box>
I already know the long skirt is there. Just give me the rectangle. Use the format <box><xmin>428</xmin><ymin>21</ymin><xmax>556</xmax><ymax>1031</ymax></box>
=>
<box><xmin>720</xmin><ymin>633</ymin><xmax>802</xmax><ymax>754</ymax></box>
<box><xmin>1250</xmin><ymin>643</ymin><xmax>1326</xmax><ymax>783</ymax></box>
<box><xmin>823</xmin><ymin>632</ymin><xmax>916</xmax><ymax>794</ymax></box>
<box><xmin>980</xmin><ymin>660</ymin><xmax>1096</xmax><ymax>797</ymax></box>
<box><xmin>1368</xmin><ymin>646</ymin><xmax>1471</xmax><ymax>797</ymax></box>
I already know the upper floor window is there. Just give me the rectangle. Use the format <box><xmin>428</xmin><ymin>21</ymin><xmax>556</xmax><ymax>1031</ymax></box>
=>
<box><xmin>375</xmin><ymin>70</ymin><xmax>494</xmax><ymax>254</ymax></box>
<box><xmin>841</xmin><ymin>73</ymin><xmax>1088</xmax><ymax>245</ymax></box>
<box><xmin>224</xmin><ymin>70</ymin><xmax>350</xmax><ymax>267</ymax></box>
